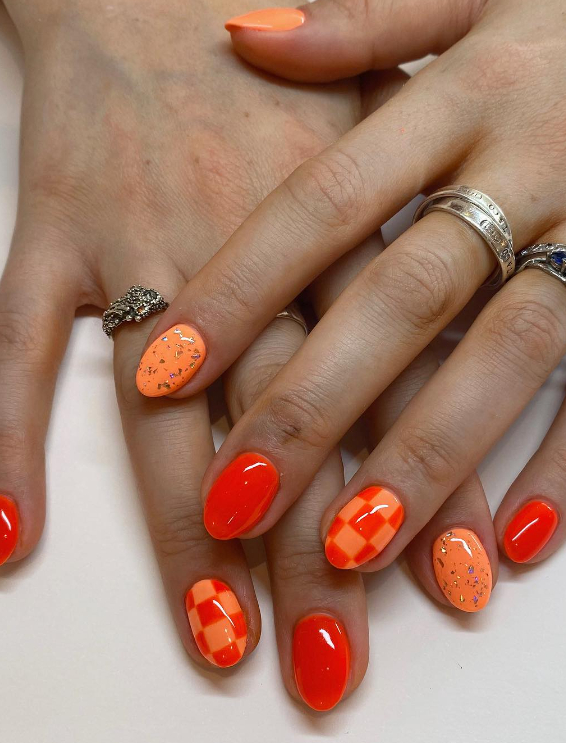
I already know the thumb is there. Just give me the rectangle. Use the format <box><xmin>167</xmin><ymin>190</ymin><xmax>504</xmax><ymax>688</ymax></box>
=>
<box><xmin>225</xmin><ymin>0</ymin><xmax>485</xmax><ymax>82</ymax></box>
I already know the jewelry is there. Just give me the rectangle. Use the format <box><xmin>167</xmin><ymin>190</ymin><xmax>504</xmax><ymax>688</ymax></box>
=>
<box><xmin>413</xmin><ymin>187</ymin><xmax>515</xmax><ymax>286</ymax></box>
<box><xmin>515</xmin><ymin>243</ymin><xmax>566</xmax><ymax>285</ymax></box>
<box><xmin>275</xmin><ymin>302</ymin><xmax>308</xmax><ymax>335</ymax></box>
<box><xmin>102</xmin><ymin>285</ymin><xmax>169</xmax><ymax>337</ymax></box>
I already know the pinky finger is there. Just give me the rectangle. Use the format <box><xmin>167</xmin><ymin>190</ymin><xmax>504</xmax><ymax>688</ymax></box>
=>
<box><xmin>494</xmin><ymin>399</ymin><xmax>566</xmax><ymax>565</ymax></box>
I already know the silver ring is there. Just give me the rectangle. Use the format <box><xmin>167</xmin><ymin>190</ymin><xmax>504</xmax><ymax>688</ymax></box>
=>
<box><xmin>275</xmin><ymin>302</ymin><xmax>308</xmax><ymax>335</ymax></box>
<box><xmin>515</xmin><ymin>243</ymin><xmax>566</xmax><ymax>285</ymax></box>
<box><xmin>413</xmin><ymin>188</ymin><xmax>515</xmax><ymax>286</ymax></box>
<box><xmin>102</xmin><ymin>285</ymin><xmax>169</xmax><ymax>338</ymax></box>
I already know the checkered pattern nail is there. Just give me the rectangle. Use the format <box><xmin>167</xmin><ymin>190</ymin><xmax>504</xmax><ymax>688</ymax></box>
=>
<box><xmin>185</xmin><ymin>579</ymin><xmax>247</xmax><ymax>667</ymax></box>
<box><xmin>325</xmin><ymin>486</ymin><xmax>404</xmax><ymax>569</ymax></box>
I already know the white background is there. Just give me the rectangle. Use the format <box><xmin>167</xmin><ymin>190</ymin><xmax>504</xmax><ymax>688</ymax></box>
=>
<box><xmin>1</xmin><ymin>9</ymin><xmax>565</xmax><ymax>743</ymax></box>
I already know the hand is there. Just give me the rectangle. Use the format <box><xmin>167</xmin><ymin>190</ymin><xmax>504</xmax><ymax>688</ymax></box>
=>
<box><xmin>141</xmin><ymin>0</ymin><xmax>566</xmax><ymax>583</ymax></box>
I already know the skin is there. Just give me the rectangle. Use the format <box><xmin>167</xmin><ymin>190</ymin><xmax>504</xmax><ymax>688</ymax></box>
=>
<box><xmin>149</xmin><ymin>0</ymin><xmax>566</xmax><ymax>570</ymax></box>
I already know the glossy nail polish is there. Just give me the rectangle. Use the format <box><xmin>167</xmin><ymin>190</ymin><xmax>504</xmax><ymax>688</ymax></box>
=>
<box><xmin>185</xmin><ymin>579</ymin><xmax>247</xmax><ymax>667</ymax></box>
<box><xmin>136</xmin><ymin>324</ymin><xmax>206</xmax><ymax>397</ymax></box>
<box><xmin>293</xmin><ymin>614</ymin><xmax>350</xmax><ymax>711</ymax></box>
<box><xmin>433</xmin><ymin>529</ymin><xmax>492</xmax><ymax>612</ymax></box>
<box><xmin>504</xmin><ymin>500</ymin><xmax>559</xmax><ymax>563</ymax></box>
<box><xmin>204</xmin><ymin>452</ymin><xmax>279</xmax><ymax>539</ymax></box>
<box><xmin>0</xmin><ymin>495</ymin><xmax>18</xmax><ymax>565</ymax></box>
<box><xmin>225</xmin><ymin>8</ymin><xmax>305</xmax><ymax>32</ymax></box>
<box><xmin>325</xmin><ymin>486</ymin><xmax>404</xmax><ymax>569</ymax></box>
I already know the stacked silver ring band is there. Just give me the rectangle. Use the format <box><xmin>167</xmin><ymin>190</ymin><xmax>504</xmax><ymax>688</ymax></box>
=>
<box><xmin>413</xmin><ymin>185</ymin><xmax>515</xmax><ymax>286</ymax></box>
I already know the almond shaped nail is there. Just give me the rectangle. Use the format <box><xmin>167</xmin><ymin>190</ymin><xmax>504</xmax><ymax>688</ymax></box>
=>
<box><xmin>136</xmin><ymin>324</ymin><xmax>206</xmax><ymax>397</ymax></box>
<box><xmin>0</xmin><ymin>495</ymin><xmax>18</xmax><ymax>565</ymax></box>
<box><xmin>433</xmin><ymin>528</ymin><xmax>492</xmax><ymax>612</ymax></box>
<box><xmin>185</xmin><ymin>579</ymin><xmax>247</xmax><ymax>667</ymax></box>
<box><xmin>225</xmin><ymin>8</ymin><xmax>305</xmax><ymax>32</ymax></box>
<box><xmin>325</xmin><ymin>486</ymin><xmax>404</xmax><ymax>569</ymax></box>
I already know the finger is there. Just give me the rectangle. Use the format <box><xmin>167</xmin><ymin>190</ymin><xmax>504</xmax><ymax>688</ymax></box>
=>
<box><xmin>494</xmin><ymin>389</ymin><xmax>566</xmax><ymax>566</ymax></box>
<box><xmin>365</xmin><ymin>350</ymin><xmax>499</xmax><ymax>612</ymax></box>
<box><xmin>111</xmin><ymin>267</ymin><xmax>260</xmax><ymax>669</ymax></box>
<box><xmin>0</xmin><ymin>229</ymin><xmax>84</xmax><ymax>564</ymax></box>
<box><xmin>199</xmin><ymin>149</ymin><xmax>548</xmax><ymax>541</ymax></box>
<box><xmin>322</xmin><ymin>240</ymin><xmax>566</xmax><ymax>574</ymax></box>
<box><xmin>135</xmin><ymin>68</ymin><xmax>486</xmax><ymax>400</ymax></box>
<box><xmin>225</xmin><ymin>313</ymin><xmax>367</xmax><ymax>711</ymax></box>
<box><xmin>224</xmin><ymin>0</ymin><xmax>483</xmax><ymax>82</ymax></box>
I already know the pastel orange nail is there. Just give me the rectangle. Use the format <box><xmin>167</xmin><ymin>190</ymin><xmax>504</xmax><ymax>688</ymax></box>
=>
<box><xmin>293</xmin><ymin>614</ymin><xmax>350</xmax><ymax>711</ymax></box>
<box><xmin>225</xmin><ymin>8</ymin><xmax>305</xmax><ymax>32</ymax></box>
<box><xmin>325</xmin><ymin>486</ymin><xmax>404</xmax><ymax>569</ymax></box>
<box><xmin>204</xmin><ymin>452</ymin><xmax>279</xmax><ymax>539</ymax></box>
<box><xmin>433</xmin><ymin>529</ymin><xmax>492</xmax><ymax>612</ymax></box>
<box><xmin>185</xmin><ymin>579</ymin><xmax>247</xmax><ymax>668</ymax></box>
<box><xmin>0</xmin><ymin>495</ymin><xmax>18</xmax><ymax>565</ymax></box>
<box><xmin>504</xmin><ymin>500</ymin><xmax>559</xmax><ymax>563</ymax></box>
<box><xmin>136</xmin><ymin>324</ymin><xmax>206</xmax><ymax>397</ymax></box>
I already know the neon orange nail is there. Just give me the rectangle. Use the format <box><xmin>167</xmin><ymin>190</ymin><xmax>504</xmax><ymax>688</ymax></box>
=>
<box><xmin>0</xmin><ymin>495</ymin><xmax>18</xmax><ymax>565</ymax></box>
<box><xmin>325</xmin><ymin>486</ymin><xmax>404</xmax><ymax>569</ymax></box>
<box><xmin>433</xmin><ymin>529</ymin><xmax>492</xmax><ymax>612</ymax></box>
<box><xmin>136</xmin><ymin>324</ymin><xmax>206</xmax><ymax>397</ymax></box>
<box><xmin>185</xmin><ymin>579</ymin><xmax>247</xmax><ymax>668</ymax></box>
<box><xmin>225</xmin><ymin>8</ymin><xmax>305</xmax><ymax>32</ymax></box>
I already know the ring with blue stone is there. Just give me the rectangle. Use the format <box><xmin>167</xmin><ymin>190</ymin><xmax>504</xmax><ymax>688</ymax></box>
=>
<box><xmin>515</xmin><ymin>243</ymin><xmax>566</xmax><ymax>285</ymax></box>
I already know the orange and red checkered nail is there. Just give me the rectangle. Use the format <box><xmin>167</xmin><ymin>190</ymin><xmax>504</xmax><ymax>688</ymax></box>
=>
<box><xmin>325</xmin><ymin>486</ymin><xmax>404</xmax><ymax>569</ymax></box>
<box><xmin>185</xmin><ymin>579</ymin><xmax>247</xmax><ymax>667</ymax></box>
<box><xmin>293</xmin><ymin>614</ymin><xmax>350</xmax><ymax>711</ymax></box>
<box><xmin>0</xmin><ymin>495</ymin><xmax>18</xmax><ymax>565</ymax></box>
<box><xmin>204</xmin><ymin>452</ymin><xmax>279</xmax><ymax>539</ymax></box>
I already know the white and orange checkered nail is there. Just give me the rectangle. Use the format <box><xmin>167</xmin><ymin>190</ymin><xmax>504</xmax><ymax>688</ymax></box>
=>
<box><xmin>185</xmin><ymin>579</ymin><xmax>248</xmax><ymax>667</ymax></box>
<box><xmin>325</xmin><ymin>486</ymin><xmax>404</xmax><ymax>569</ymax></box>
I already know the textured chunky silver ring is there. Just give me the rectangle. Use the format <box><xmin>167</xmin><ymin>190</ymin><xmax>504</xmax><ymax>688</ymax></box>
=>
<box><xmin>276</xmin><ymin>302</ymin><xmax>308</xmax><ymax>335</ymax></box>
<box><xmin>515</xmin><ymin>243</ymin><xmax>566</xmax><ymax>286</ymax></box>
<box><xmin>102</xmin><ymin>285</ymin><xmax>169</xmax><ymax>338</ymax></box>
<box><xmin>413</xmin><ymin>186</ymin><xmax>515</xmax><ymax>286</ymax></box>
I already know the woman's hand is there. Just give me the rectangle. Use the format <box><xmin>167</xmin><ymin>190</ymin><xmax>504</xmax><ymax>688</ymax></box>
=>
<box><xmin>142</xmin><ymin>0</ymin><xmax>566</xmax><ymax>573</ymax></box>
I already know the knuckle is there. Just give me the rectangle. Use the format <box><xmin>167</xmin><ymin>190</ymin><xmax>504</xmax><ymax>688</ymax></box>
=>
<box><xmin>482</xmin><ymin>296</ymin><xmax>565</xmax><ymax>387</ymax></box>
<box><xmin>543</xmin><ymin>444</ymin><xmax>566</xmax><ymax>485</ymax></box>
<box><xmin>393</xmin><ymin>424</ymin><xmax>459</xmax><ymax>488</ymax></box>
<box><xmin>0</xmin><ymin>307</ymin><xmax>51</xmax><ymax>367</ymax></box>
<box><xmin>199</xmin><ymin>259</ymin><xmax>267</xmax><ymax>327</ymax></box>
<box><xmin>287</xmin><ymin>149</ymin><xmax>366</xmax><ymax>230</ymax></box>
<box><xmin>270</xmin><ymin>545</ymin><xmax>331</xmax><ymax>587</ymax></box>
<box><xmin>0</xmin><ymin>423</ymin><xmax>31</xmax><ymax>485</ymax></box>
<box><xmin>149</xmin><ymin>494</ymin><xmax>209</xmax><ymax>559</ymax></box>
<box><xmin>259</xmin><ymin>385</ymin><xmax>335</xmax><ymax>451</ymax></box>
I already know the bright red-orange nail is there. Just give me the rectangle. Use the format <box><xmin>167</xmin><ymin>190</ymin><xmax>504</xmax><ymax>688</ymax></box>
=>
<box><xmin>204</xmin><ymin>453</ymin><xmax>279</xmax><ymax>539</ymax></box>
<box><xmin>185</xmin><ymin>579</ymin><xmax>247</xmax><ymax>668</ymax></box>
<box><xmin>325</xmin><ymin>486</ymin><xmax>404</xmax><ymax>569</ymax></box>
<box><xmin>136</xmin><ymin>324</ymin><xmax>206</xmax><ymax>397</ymax></box>
<box><xmin>225</xmin><ymin>8</ymin><xmax>305</xmax><ymax>32</ymax></box>
<box><xmin>0</xmin><ymin>495</ymin><xmax>18</xmax><ymax>565</ymax></box>
<box><xmin>293</xmin><ymin>614</ymin><xmax>350</xmax><ymax>711</ymax></box>
<box><xmin>504</xmin><ymin>500</ymin><xmax>559</xmax><ymax>563</ymax></box>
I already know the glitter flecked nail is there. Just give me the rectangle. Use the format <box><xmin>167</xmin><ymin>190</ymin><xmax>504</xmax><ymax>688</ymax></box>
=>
<box><xmin>432</xmin><ymin>528</ymin><xmax>492</xmax><ymax>612</ymax></box>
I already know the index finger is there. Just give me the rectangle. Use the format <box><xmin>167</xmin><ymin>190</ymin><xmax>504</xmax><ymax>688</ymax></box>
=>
<box><xmin>135</xmin><ymin>65</ymin><xmax>476</xmax><ymax>399</ymax></box>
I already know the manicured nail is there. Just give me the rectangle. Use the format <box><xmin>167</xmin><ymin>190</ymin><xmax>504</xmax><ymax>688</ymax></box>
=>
<box><xmin>185</xmin><ymin>579</ymin><xmax>247</xmax><ymax>667</ymax></box>
<box><xmin>293</xmin><ymin>614</ymin><xmax>350</xmax><ymax>711</ymax></box>
<box><xmin>325</xmin><ymin>486</ymin><xmax>404</xmax><ymax>569</ymax></box>
<box><xmin>504</xmin><ymin>500</ymin><xmax>559</xmax><ymax>563</ymax></box>
<box><xmin>0</xmin><ymin>495</ymin><xmax>18</xmax><ymax>565</ymax></box>
<box><xmin>136</xmin><ymin>324</ymin><xmax>206</xmax><ymax>397</ymax></box>
<box><xmin>225</xmin><ymin>8</ymin><xmax>305</xmax><ymax>32</ymax></box>
<box><xmin>433</xmin><ymin>529</ymin><xmax>492</xmax><ymax>612</ymax></box>
<box><xmin>204</xmin><ymin>452</ymin><xmax>279</xmax><ymax>539</ymax></box>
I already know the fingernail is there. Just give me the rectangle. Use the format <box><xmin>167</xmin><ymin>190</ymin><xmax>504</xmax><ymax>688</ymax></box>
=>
<box><xmin>225</xmin><ymin>8</ymin><xmax>305</xmax><ymax>32</ymax></box>
<box><xmin>204</xmin><ymin>452</ymin><xmax>279</xmax><ymax>539</ymax></box>
<box><xmin>293</xmin><ymin>614</ymin><xmax>350</xmax><ymax>711</ymax></box>
<box><xmin>185</xmin><ymin>579</ymin><xmax>247</xmax><ymax>667</ymax></box>
<box><xmin>0</xmin><ymin>495</ymin><xmax>18</xmax><ymax>565</ymax></box>
<box><xmin>433</xmin><ymin>529</ymin><xmax>492</xmax><ymax>612</ymax></box>
<box><xmin>325</xmin><ymin>486</ymin><xmax>404</xmax><ymax>569</ymax></box>
<box><xmin>504</xmin><ymin>500</ymin><xmax>559</xmax><ymax>563</ymax></box>
<box><xmin>136</xmin><ymin>324</ymin><xmax>206</xmax><ymax>397</ymax></box>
